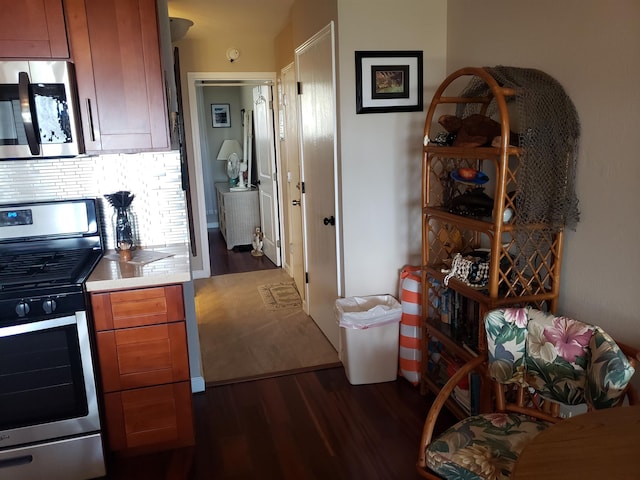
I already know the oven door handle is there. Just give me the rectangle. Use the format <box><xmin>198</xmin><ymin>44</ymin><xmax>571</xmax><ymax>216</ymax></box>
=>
<box><xmin>0</xmin><ymin>315</ymin><xmax>76</xmax><ymax>338</ymax></box>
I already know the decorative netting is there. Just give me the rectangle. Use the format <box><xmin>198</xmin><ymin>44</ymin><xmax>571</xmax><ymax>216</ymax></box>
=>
<box><xmin>456</xmin><ymin>66</ymin><xmax>581</xmax><ymax>232</ymax></box>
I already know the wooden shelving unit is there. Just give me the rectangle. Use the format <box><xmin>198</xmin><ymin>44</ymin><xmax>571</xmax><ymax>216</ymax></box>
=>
<box><xmin>420</xmin><ymin>67</ymin><xmax>565</xmax><ymax>416</ymax></box>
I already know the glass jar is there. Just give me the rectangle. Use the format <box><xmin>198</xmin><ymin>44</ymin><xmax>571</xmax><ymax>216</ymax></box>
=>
<box><xmin>112</xmin><ymin>206</ymin><xmax>137</xmax><ymax>251</ymax></box>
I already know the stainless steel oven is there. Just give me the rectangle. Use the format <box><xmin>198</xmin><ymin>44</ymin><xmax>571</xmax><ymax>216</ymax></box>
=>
<box><xmin>0</xmin><ymin>199</ymin><xmax>105</xmax><ymax>480</ymax></box>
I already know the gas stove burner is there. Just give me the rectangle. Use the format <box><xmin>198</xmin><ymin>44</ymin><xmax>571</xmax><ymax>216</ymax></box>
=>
<box><xmin>3</xmin><ymin>251</ymin><xmax>66</xmax><ymax>274</ymax></box>
<box><xmin>26</xmin><ymin>252</ymin><xmax>65</xmax><ymax>273</ymax></box>
<box><xmin>0</xmin><ymin>198</ymin><xmax>103</xmax><ymax>312</ymax></box>
<box><xmin>0</xmin><ymin>249</ymin><xmax>99</xmax><ymax>290</ymax></box>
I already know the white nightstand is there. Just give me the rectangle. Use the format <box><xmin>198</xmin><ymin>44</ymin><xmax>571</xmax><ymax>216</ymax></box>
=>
<box><xmin>215</xmin><ymin>183</ymin><xmax>260</xmax><ymax>249</ymax></box>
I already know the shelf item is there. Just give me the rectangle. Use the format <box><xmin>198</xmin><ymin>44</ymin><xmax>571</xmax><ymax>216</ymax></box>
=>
<box><xmin>420</xmin><ymin>67</ymin><xmax>574</xmax><ymax>415</ymax></box>
<box><xmin>398</xmin><ymin>265</ymin><xmax>423</xmax><ymax>386</ymax></box>
<box><xmin>450</xmin><ymin>169</ymin><xmax>489</xmax><ymax>185</ymax></box>
<box><xmin>215</xmin><ymin>182</ymin><xmax>260</xmax><ymax>249</ymax></box>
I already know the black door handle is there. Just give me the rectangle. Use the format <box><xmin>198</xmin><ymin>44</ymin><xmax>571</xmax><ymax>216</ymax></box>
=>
<box><xmin>323</xmin><ymin>216</ymin><xmax>335</xmax><ymax>226</ymax></box>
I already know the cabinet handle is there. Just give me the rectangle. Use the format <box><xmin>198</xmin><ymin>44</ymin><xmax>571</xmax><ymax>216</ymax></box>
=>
<box><xmin>323</xmin><ymin>216</ymin><xmax>335</xmax><ymax>226</ymax></box>
<box><xmin>86</xmin><ymin>98</ymin><xmax>96</xmax><ymax>142</ymax></box>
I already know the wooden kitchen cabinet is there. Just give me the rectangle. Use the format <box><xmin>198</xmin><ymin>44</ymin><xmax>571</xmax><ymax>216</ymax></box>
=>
<box><xmin>103</xmin><ymin>382</ymin><xmax>194</xmax><ymax>452</ymax></box>
<box><xmin>97</xmin><ymin>322</ymin><xmax>189</xmax><ymax>393</ymax></box>
<box><xmin>91</xmin><ymin>284</ymin><xmax>194</xmax><ymax>455</ymax></box>
<box><xmin>64</xmin><ymin>0</ymin><xmax>169</xmax><ymax>153</ymax></box>
<box><xmin>0</xmin><ymin>0</ymin><xmax>69</xmax><ymax>58</ymax></box>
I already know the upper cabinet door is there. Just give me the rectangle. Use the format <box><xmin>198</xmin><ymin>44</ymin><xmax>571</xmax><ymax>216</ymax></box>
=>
<box><xmin>0</xmin><ymin>0</ymin><xmax>69</xmax><ymax>58</ymax></box>
<box><xmin>65</xmin><ymin>0</ymin><xmax>169</xmax><ymax>153</ymax></box>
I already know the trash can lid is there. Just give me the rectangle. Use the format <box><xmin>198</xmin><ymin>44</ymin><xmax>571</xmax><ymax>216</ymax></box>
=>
<box><xmin>335</xmin><ymin>295</ymin><xmax>401</xmax><ymax>329</ymax></box>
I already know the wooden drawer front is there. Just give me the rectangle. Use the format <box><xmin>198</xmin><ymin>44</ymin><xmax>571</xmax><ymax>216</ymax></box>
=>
<box><xmin>97</xmin><ymin>322</ymin><xmax>189</xmax><ymax>392</ymax></box>
<box><xmin>104</xmin><ymin>381</ymin><xmax>194</xmax><ymax>452</ymax></box>
<box><xmin>92</xmin><ymin>285</ymin><xmax>184</xmax><ymax>331</ymax></box>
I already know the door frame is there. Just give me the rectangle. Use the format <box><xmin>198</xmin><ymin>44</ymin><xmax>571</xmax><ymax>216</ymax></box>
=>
<box><xmin>186</xmin><ymin>71</ymin><xmax>283</xmax><ymax>279</ymax></box>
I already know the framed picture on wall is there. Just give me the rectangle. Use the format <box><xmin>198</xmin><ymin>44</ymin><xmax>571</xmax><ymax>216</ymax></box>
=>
<box><xmin>355</xmin><ymin>50</ymin><xmax>423</xmax><ymax>114</ymax></box>
<box><xmin>212</xmin><ymin>104</ymin><xmax>231</xmax><ymax>128</ymax></box>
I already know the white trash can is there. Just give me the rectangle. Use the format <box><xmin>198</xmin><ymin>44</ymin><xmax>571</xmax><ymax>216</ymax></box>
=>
<box><xmin>335</xmin><ymin>295</ymin><xmax>402</xmax><ymax>385</ymax></box>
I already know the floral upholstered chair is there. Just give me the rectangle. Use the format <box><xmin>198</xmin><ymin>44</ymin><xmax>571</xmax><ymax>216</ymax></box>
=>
<box><xmin>417</xmin><ymin>307</ymin><xmax>638</xmax><ymax>480</ymax></box>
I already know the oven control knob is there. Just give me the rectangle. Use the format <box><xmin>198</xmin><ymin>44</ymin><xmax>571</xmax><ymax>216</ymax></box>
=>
<box><xmin>16</xmin><ymin>301</ymin><xmax>30</xmax><ymax>317</ymax></box>
<box><xmin>42</xmin><ymin>298</ymin><xmax>57</xmax><ymax>314</ymax></box>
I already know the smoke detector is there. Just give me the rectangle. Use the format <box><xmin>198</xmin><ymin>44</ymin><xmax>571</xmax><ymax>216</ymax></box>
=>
<box><xmin>226</xmin><ymin>48</ymin><xmax>240</xmax><ymax>63</ymax></box>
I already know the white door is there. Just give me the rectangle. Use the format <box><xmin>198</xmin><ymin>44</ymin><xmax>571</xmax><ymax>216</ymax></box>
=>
<box><xmin>253</xmin><ymin>85</ymin><xmax>281</xmax><ymax>266</ymax></box>
<box><xmin>280</xmin><ymin>63</ymin><xmax>305</xmax><ymax>302</ymax></box>
<box><xmin>296</xmin><ymin>23</ymin><xmax>340</xmax><ymax>349</ymax></box>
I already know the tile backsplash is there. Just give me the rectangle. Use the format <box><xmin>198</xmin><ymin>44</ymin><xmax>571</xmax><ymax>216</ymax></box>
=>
<box><xmin>0</xmin><ymin>151</ymin><xmax>189</xmax><ymax>249</ymax></box>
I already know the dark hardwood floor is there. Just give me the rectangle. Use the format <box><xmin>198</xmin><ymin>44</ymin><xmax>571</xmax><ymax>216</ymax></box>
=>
<box><xmin>105</xmin><ymin>367</ymin><xmax>454</xmax><ymax>479</ymax></box>
<box><xmin>104</xmin><ymin>231</ymin><xmax>455</xmax><ymax>478</ymax></box>
<box><xmin>209</xmin><ymin>228</ymin><xmax>277</xmax><ymax>275</ymax></box>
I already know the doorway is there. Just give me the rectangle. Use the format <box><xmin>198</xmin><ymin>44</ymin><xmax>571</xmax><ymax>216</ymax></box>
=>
<box><xmin>185</xmin><ymin>72</ymin><xmax>338</xmax><ymax>385</ymax></box>
<box><xmin>185</xmin><ymin>24</ymin><xmax>341</xmax><ymax>382</ymax></box>
<box><xmin>186</xmin><ymin>72</ymin><xmax>283</xmax><ymax>277</ymax></box>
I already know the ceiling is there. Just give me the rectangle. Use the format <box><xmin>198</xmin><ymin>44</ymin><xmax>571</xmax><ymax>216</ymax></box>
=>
<box><xmin>167</xmin><ymin>0</ymin><xmax>295</xmax><ymax>41</ymax></box>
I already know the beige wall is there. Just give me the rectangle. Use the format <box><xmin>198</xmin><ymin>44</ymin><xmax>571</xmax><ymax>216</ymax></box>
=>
<box><xmin>447</xmin><ymin>0</ymin><xmax>640</xmax><ymax>353</ymax></box>
<box><xmin>275</xmin><ymin>1</ymin><xmax>337</xmax><ymax>72</ymax></box>
<box><xmin>167</xmin><ymin>1</ymin><xmax>288</xmax><ymax>74</ymax></box>
<box><xmin>173</xmin><ymin>36</ymin><xmax>276</xmax><ymax>74</ymax></box>
<box><xmin>290</xmin><ymin>0</ymin><xmax>338</xmax><ymax>51</ymax></box>
<box><xmin>337</xmin><ymin>0</ymin><xmax>448</xmax><ymax>297</ymax></box>
<box><xmin>274</xmin><ymin>19</ymin><xmax>294</xmax><ymax>70</ymax></box>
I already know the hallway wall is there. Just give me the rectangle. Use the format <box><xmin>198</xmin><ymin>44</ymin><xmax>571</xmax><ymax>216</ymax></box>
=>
<box><xmin>336</xmin><ymin>0</ymin><xmax>447</xmax><ymax>297</ymax></box>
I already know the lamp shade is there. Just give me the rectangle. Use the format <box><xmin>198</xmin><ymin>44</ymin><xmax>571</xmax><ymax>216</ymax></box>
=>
<box><xmin>169</xmin><ymin>17</ymin><xmax>194</xmax><ymax>42</ymax></box>
<box><xmin>216</xmin><ymin>139</ymin><xmax>243</xmax><ymax>161</ymax></box>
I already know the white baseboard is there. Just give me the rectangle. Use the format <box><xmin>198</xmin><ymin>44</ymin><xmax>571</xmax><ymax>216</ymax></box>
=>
<box><xmin>192</xmin><ymin>268</ymin><xmax>208</xmax><ymax>279</ymax></box>
<box><xmin>191</xmin><ymin>376</ymin><xmax>205</xmax><ymax>393</ymax></box>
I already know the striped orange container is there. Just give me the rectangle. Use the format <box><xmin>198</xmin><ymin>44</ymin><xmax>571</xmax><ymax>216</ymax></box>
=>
<box><xmin>398</xmin><ymin>265</ymin><xmax>422</xmax><ymax>385</ymax></box>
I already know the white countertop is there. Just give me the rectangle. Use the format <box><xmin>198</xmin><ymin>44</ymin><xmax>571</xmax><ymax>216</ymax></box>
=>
<box><xmin>86</xmin><ymin>243</ymin><xmax>192</xmax><ymax>292</ymax></box>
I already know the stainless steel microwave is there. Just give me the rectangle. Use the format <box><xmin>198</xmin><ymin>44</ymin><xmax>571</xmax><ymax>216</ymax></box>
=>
<box><xmin>0</xmin><ymin>61</ymin><xmax>84</xmax><ymax>160</ymax></box>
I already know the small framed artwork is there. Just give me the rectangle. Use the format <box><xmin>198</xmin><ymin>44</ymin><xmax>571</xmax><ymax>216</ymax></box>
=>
<box><xmin>355</xmin><ymin>50</ymin><xmax>423</xmax><ymax>114</ymax></box>
<box><xmin>211</xmin><ymin>104</ymin><xmax>231</xmax><ymax>128</ymax></box>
